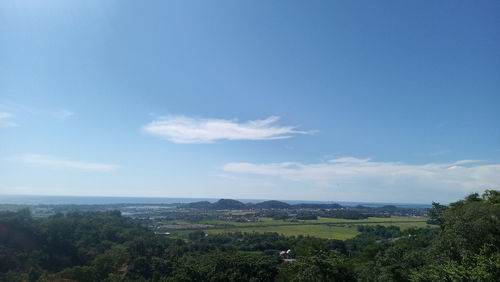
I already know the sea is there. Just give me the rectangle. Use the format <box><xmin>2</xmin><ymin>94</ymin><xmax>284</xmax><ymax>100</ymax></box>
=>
<box><xmin>0</xmin><ymin>194</ymin><xmax>431</xmax><ymax>208</ymax></box>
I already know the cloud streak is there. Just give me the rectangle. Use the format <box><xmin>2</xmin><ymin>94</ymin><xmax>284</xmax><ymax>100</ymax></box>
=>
<box><xmin>223</xmin><ymin>157</ymin><xmax>500</xmax><ymax>196</ymax></box>
<box><xmin>143</xmin><ymin>116</ymin><xmax>312</xmax><ymax>143</ymax></box>
<box><xmin>53</xmin><ymin>109</ymin><xmax>75</xmax><ymax>120</ymax></box>
<box><xmin>14</xmin><ymin>154</ymin><xmax>120</xmax><ymax>172</ymax></box>
<box><xmin>0</xmin><ymin>112</ymin><xmax>12</xmax><ymax>119</ymax></box>
<box><xmin>0</xmin><ymin>111</ymin><xmax>18</xmax><ymax>127</ymax></box>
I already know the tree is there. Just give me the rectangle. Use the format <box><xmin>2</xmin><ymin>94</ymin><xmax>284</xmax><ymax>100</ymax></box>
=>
<box><xmin>434</xmin><ymin>192</ymin><xmax>500</xmax><ymax>259</ymax></box>
<box><xmin>276</xmin><ymin>254</ymin><xmax>354</xmax><ymax>282</ymax></box>
<box><xmin>482</xmin><ymin>189</ymin><xmax>500</xmax><ymax>204</ymax></box>
<box><xmin>427</xmin><ymin>202</ymin><xmax>447</xmax><ymax>225</ymax></box>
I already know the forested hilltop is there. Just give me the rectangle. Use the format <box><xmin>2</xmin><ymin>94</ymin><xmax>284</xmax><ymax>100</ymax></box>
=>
<box><xmin>1</xmin><ymin>191</ymin><xmax>499</xmax><ymax>281</ymax></box>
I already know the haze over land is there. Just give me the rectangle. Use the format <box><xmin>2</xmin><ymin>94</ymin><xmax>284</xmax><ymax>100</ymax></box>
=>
<box><xmin>1</xmin><ymin>1</ymin><xmax>499</xmax><ymax>203</ymax></box>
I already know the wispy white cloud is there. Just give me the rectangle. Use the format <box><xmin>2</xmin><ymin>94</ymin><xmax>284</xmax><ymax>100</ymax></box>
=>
<box><xmin>0</xmin><ymin>112</ymin><xmax>12</xmax><ymax>119</ymax></box>
<box><xmin>143</xmin><ymin>116</ymin><xmax>313</xmax><ymax>143</ymax></box>
<box><xmin>223</xmin><ymin>157</ymin><xmax>500</xmax><ymax>197</ymax></box>
<box><xmin>0</xmin><ymin>104</ymin><xmax>76</xmax><ymax>125</ymax></box>
<box><xmin>53</xmin><ymin>109</ymin><xmax>75</xmax><ymax>120</ymax></box>
<box><xmin>0</xmin><ymin>111</ymin><xmax>18</xmax><ymax>127</ymax></box>
<box><xmin>14</xmin><ymin>154</ymin><xmax>120</xmax><ymax>172</ymax></box>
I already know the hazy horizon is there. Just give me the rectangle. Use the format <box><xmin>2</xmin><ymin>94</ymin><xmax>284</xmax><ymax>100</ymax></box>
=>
<box><xmin>0</xmin><ymin>194</ymin><xmax>434</xmax><ymax>207</ymax></box>
<box><xmin>1</xmin><ymin>1</ymin><xmax>499</xmax><ymax>204</ymax></box>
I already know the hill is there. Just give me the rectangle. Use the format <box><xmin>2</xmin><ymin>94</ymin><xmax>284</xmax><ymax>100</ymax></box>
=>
<box><xmin>212</xmin><ymin>199</ymin><xmax>248</xmax><ymax>210</ymax></box>
<box><xmin>184</xmin><ymin>201</ymin><xmax>212</xmax><ymax>209</ymax></box>
<box><xmin>254</xmin><ymin>200</ymin><xmax>291</xmax><ymax>209</ymax></box>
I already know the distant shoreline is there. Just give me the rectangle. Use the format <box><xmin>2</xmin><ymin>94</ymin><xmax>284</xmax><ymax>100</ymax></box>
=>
<box><xmin>0</xmin><ymin>194</ymin><xmax>431</xmax><ymax>208</ymax></box>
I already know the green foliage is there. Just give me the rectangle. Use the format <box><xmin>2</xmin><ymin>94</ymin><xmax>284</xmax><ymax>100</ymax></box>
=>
<box><xmin>169</xmin><ymin>251</ymin><xmax>281</xmax><ymax>282</ymax></box>
<box><xmin>187</xmin><ymin>230</ymin><xmax>206</xmax><ymax>241</ymax></box>
<box><xmin>404</xmin><ymin>192</ymin><xmax>500</xmax><ymax>282</ymax></box>
<box><xmin>344</xmin><ymin>225</ymin><xmax>402</xmax><ymax>256</ymax></box>
<box><xmin>276</xmin><ymin>254</ymin><xmax>355</xmax><ymax>281</ymax></box>
<box><xmin>482</xmin><ymin>189</ymin><xmax>500</xmax><ymax>204</ymax></box>
<box><xmin>434</xmin><ymin>193</ymin><xmax>500</xmax><ymax>260</ymax></box>
<box><xmin>410</xmin><ymin>245</ymin><xmax>500</xmax><ymax>281</ymax></box>
<box><xmin>427</xmin><ymin>201</ymin><xmax>447</xmax><ymax>225</ymax></box>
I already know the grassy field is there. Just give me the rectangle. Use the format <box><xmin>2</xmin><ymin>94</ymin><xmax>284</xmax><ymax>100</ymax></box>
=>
<box><xmin>204</xmin><ymin>224</ymin><xmax>360</xmax><ymax>240</ymax></box>
<box><xmin>166</xmin><ymin>216</ymin><xmax>430</xmax><ymax>240</ymax></box>
<box><xmin>200</xmin><ymin>216</ymin><xmax>426</xmax><ymax>226</ymax></box>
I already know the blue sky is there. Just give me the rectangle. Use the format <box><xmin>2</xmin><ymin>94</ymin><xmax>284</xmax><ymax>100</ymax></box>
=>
<box><xmin>1</xmin><ymin>0</ymin><xmax>499</xmax><ymax>203</ymax></box>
